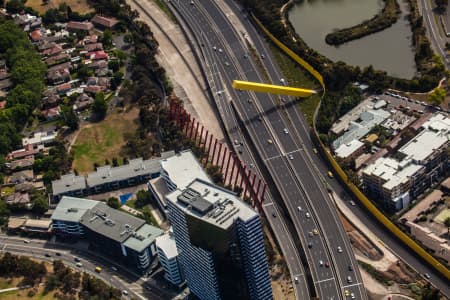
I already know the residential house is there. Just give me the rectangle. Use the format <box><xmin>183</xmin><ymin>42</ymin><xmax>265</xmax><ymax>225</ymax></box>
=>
<box><xmin>42</xmin><ymin>94</ymin><xmax>60</xmax><ymax>109</ymax></box>
<box><xmin>41</xmin><ymin>44</ymin><xmax>64</xmax><ymax>57</ymax></box>
<box><xmin>47</xmin><ymin>62</ymin><xmax>72</xmax><ymax>73</ymax></box>
<box><xmin>38</xmin><ymin>42</ymin><xmax>56</xmax><ymax>52</ymax></box>
<box><xmin>84</xmin><ymin>42</ymin><xmax>103</xmax><ymax>52</ymax></box>
<box><xmin>41</xmin><ymin>106</ymin><xmax>61</xmax><ymax>120</ymax></box>
<box><xmin>83</xmin><ymin>35</ymin><xmax>98</xmax><ymax>44</ymax></box>
<box><xmin>56</xmin><ymin>82</ymin><xmax>71</xmax><ymax>95</ymax></box>
<box><xmin>5</xmin><ymin>192</ymin><xmax>31</xmax><ymax>208</ymax></box>
<box><xmin>84</xmin><ymin>85</ymin><xmax>105</xmax><ymax>94</ymax></box>
<box><xmin>95</xmin><ymin>67</ymin><xmax>109</xmax><ymax>77</ymax></box>
<box><xmin>7</xmin><ymin>144</ymin><xmax>40</xmax><ymax>161</ymax></box>
<box><xmin>29</xmin><ymin>29</ymin><xmax>43</xmax><ymax>42</ymax></box>
<box><xmin>91</xmin><ymin>15</ymin><xmax>119</xmax><ymax>29</ymax></box>
<box><xmin>22</xmin><ymin>129</ymin><xmax>58</xmax><ymax>148</ymax></box>
<box><xmin>5</xmin><ymin>156</ymin><xmax>35</xmax><ymax>170</ymax></box>
<box><xmin>48</xmin><ymin>69</ymin><xmax>71</xmax><ymax>85</ymax></box>
<box><xmin>66</xmin><ymin>21</ymin><xmax>94</xmax><ymax>32</ymax></box>
<box><xmin>73</xmin><ymin>93</ymin><xmax>94</xmax><ymax>111</ymax></box>
<box><xmin>88</xmin><ymin>60</ymin><xmax>107</xmax><ymax>70</ymax></box>
<box><xmin>45</xmin><ymin>53</ymin><xmax>70</xmax><ymax>66</ymax></box>
<box><xmin>85</xmin><ymin>50</ymin><xmax>108</xmax><ymax>60</ymax></box>
<box><xmin>9</xmin><ymin>170</ymin><xmax>34</xmax><ymax>184</ymax></box>
<box><xmin>0</xmin><ymin>79</ymin><xmax>12</xmax><ymax>91</ymax></box>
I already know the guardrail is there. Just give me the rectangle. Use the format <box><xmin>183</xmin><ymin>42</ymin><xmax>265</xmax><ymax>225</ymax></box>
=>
<box><xmin>251</xmin><ymin>14</ymin><xmax>450</xmax><ymax>281</ymax></box>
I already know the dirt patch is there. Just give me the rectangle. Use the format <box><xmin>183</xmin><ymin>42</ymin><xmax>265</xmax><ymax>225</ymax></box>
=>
<box><xmin>339</xmin><ymin>212</ymin><xmax>383</xmax><ymax>260</ymax></box>
<box><xmin>25</xmin><ymin>0</ymin><xmax>94</xmax><ymax>14</ymax></box>
<box><xmin>71</xmin><ymin>107</ymin><xmax>139</xmax><ymax>174</ymax></box>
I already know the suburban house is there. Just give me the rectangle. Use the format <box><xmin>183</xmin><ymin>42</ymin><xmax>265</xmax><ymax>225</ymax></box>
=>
<box><xmin>66</xmin><ymin>21</ymin><xmax>94</xmax><ymax>32</ymax></box>
<box><xmin>91</xmin><ymin>15</ymin><xmax>119</xmax><ymax>29</ymax></box>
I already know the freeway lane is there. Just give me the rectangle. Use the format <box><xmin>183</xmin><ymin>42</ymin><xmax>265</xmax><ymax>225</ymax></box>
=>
<box><xmin>223</xmin><ymin>1</ymin><xmax>450</xmax><ymax>294</ymax></box>
<box><xmin>162</xmin><ymin>1</ymin><xmax>310</xmax><ymax>298</ymax></box>
<box><xmin>169</xmin><ymin>0</ymin><xmax>366</xmax><ymax>298</ymax></box>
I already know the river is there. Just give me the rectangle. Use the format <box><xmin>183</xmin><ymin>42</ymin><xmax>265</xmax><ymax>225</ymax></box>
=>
<box><xmin>288</xmin><ymin>0</ymin><xmax>417</xmax><ymax>79</ymax></box>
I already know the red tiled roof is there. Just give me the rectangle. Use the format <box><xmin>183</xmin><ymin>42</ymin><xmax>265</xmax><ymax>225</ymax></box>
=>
<box><xmin>30</xmin><ymin>29</ymin><xmax>42</xmax><ymax>41</ymax></box>
<box><xmin>91</xmin><ymin>15</ymin><xmax>119</xmax><ymax>28</ymax></box>
<box><xmin>85</xmin><ymin>50</ymin><xmax>108</xmax><ymax>60</ymax></box>
<box><xmin>67</xmin><ymin>21</ymin><xmax>94</xmax><ymax>31</ymax></box>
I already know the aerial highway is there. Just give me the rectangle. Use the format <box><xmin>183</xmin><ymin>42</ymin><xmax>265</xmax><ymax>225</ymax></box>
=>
<box><xmin>221</xmin><ymin>1</ymin><xmax>450</xmax><ymax>295</ymax></box>
<box><xmin>168</xmin><ymin>0</ymin><xmax>367</xmax><ymax>299</ymax></box>
<box><xmin>130</xmin><ymin>0</ymin><xmax>311</xmax><ymax>297</ymax></box>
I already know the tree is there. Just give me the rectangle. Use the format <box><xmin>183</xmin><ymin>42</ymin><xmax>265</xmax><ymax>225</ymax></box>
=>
<box><xmin>435</xmin><ymin>0</ymin><xmax>448</xmax><ymax>12</ymax></box>
<box><xmin>60</xmin><ymin>105</ymin><xmax>79</xmax><ymax>130</ymax></box>
<box><xmin>106</xmin><ymin>197</ymin><xmax>121</xmax><ymax>209</ymax></box>
<box><xmin>444</xmin><ymin>217</ymin><xmax>450</xmax><ymax>238</ymax></box>
<box><xmin>108</xmin><ymin>60</ymin><xmax>120</xmax><ymax>72</ymax></box>
<box><xmin>112</xmin><ymin>157</ymin><xmax>119</xmax><ymax>167</ymax></box>
<box><xmin>102</xmin><ymin>29</ymin><xmax>113</xmax><ymax>48</ymax></box>
<box><xmin>135</xmin><ymin>190</ymin><xmax>151</xmax><ymax>208</ymax></box>
<box><xmin>6</xmin><ymin>0</ymin><xmax>25</xmax><ymax>13</ymax></box>
<box><xmin>92</xmin><ymin>92</ymin><xmax>108</xmax><ymax>119</ymax></box>
<box><xmin>0</xmin><ymin>200</ymin><xmax>10</xmax><ymax>226</ymax></box>
<box><xmin>428</xmin><ymin>87</ymin><xmax>446</xmax><ymax>105</ymax></box>
<box><xmin>111</xmin><ymin>71</ymin><xmax>123</xmax><ymax>90</ymax></box>
<box><xmin>32</xmin><ymin>194</ymin><xmax>49</xmax><ymax>215</ymax></box>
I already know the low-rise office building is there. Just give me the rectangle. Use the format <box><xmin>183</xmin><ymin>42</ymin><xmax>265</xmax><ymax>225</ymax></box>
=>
<box><xmin>51</xmin><ymin>196</ymin><xmax>163</xmax><ymax>273</ymax></box>
<box><xmin>52</xmin><ymin>151</ymin><xmax>175</xmax><ymax>201</ymax></box>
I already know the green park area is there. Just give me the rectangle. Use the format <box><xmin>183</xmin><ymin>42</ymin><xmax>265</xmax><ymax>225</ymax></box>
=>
<box><xmin>72</xmin><ymin>108</ymin><xmax>139</xmax><ymax>174</ymax></box>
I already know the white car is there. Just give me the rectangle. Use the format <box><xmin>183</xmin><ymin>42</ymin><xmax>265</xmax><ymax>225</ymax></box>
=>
<box><xmin>76</xmin><ymin>262</ymin><xmax>83</xmax><ymax>267</ymax></box>
<box><xmin>218</xmin><ymin>48</ymin><xmax>223</xmax><ymax>53</ymax></box>
<box><xmin>305</xmin><ymin>212</ymin><xmax>310</xmax><ymax>218</ymax></box>
<box><xmin>122</xmin><ymin>290</ymin><xmax>129</xmax><ymax>295</ymax></box>
<box><xmin>337</xmin><ymin>246</ymin><xmax>343</xmax><ymax>253</ymax></box>
<box><xmin>283</xmin><ymin>128</ymin><xmax>289</xmax><ymax>134</ymax></box>
<box><xmin>213</xmin><ymin>46</ymin><xmax>217</xmax><ymax>51</ymax></box>
<box><xmin>297</xmin><ymin>206</ymin><xmax>302</xmax><ymax>212</ymax></box>
<box><xmin>288</xmin><ymin>154</ymin><xmax>294</xmax><ymax>160</ymax></box>
<box><xmin>319</xmin><ymin>260</ymin><xmax>323</xmax><ymax>266</ymax></box>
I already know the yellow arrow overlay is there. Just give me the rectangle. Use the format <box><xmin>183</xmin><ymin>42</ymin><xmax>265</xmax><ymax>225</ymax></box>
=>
<box><xmin>233</xmin><ymin>80</ymin><xmax>317</xmax><ymax>98</ymax></box>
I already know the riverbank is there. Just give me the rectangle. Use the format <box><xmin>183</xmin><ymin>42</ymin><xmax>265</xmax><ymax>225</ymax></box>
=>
<box><xmin>325</xmin><ymin>0</ymin><xmax>400</xmax><ymax>46</ymax></box>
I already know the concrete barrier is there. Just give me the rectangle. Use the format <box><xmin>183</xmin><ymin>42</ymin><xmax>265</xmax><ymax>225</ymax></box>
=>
<box><xmin>251</xmin><ymin>15</ymin><xmax>450</xmax><ymax>281</ymax></box>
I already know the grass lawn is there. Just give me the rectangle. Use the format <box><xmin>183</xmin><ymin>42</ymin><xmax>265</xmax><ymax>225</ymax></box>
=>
<box><xmin>0</xmin><ymin>186</ymin><xmax>15</xmax><ymax>198</ymax></box>
<box><xmin>434</xmin><ymin>208</ymin><xmax>450</xmax><ymax>224</ymax></box>
<box><xmin>268</xmin><ymin>44</ymin><xmax>321</xmax><ymax>125</ymax></box>
<box><xmin>71</xmin><ymin>108</ymin><xmax>139</xmax><ymax>174</ymax></box>
<box><xmin>25</xmin><ymin>0</ymin><xmax>94</xmax><ymax>14</ymax></box>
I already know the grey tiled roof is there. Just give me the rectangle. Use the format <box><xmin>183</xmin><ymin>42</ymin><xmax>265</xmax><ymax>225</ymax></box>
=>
<box><xmin>52</xmin><ymin>173</ymin><xmax>87</xmax><ymax>196</ymax></box>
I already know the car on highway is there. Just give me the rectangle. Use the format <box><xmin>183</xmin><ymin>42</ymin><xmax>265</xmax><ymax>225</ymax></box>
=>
<box><xmin>308</xmin><ymin>242</ymin><xmax>312</xmax><ymax>248</ymax></box>
<box><xmin>337</xmin><ymin>246</ymin><xmax>343</xmax><ymax>253</ymax></box>
<box><xmin>283</xmin><ymin>128</ymin><xmax>288</xmax><ymax>134</ymax></box>
<box><xmin>350</xmin><ymin>293</ymin><xmax>355</xmax><ymax>299</ymax></box>
<box><xmin>224</xmin><ymin>61</ymin><xmax>230</xmax><ymax>67</ymax></box>
<box><xmin>424</xmin><ymin>273</ymin><xmax>431</xmax><ymax>279</ymax></box>
<box><xmin>349</xmin><ymin>200</ymin><xmax>356</xmax><ymax>206</ymax></box>
<box><xmin>258</xmin><ymin>116</ymin><xmax>263</xmax><ymax>122</ymax></box>
<box><xmin>76</xmin><ymin>262</ymin><xmax>83</xmax><ymax>267</ymax></box>
<box><xmin>23</xmin><ymin>239</ymin><xmax>30</xmax><ymax>243</ymax></box>
<box><xmin>74</xmin><ymin>257</ymin><xmax>81</xmax><ymax>262</ymax></box>
<box><xmin>319</xmin><ymin>260</ymin><xmax>323</xmax><ymax>267</ymax></box>
<box><xmin>344</xmin><ymin>289</ymin><xmax>350</xmax><ymax>297</ymax></box>
<box><xmin>272</xmin><ymin>211</ymin><xmax>276</xmax><ymax>218</ymax></box>
<box><xmin>95</xmin><ymin>266</ymin><xmax>102</xmax><ymax>273</ymax></box>
<box><xmin>313</xmin><ymin>148</ymin><xmax>318</xmax><ymax>154</ymax></box>
<box><xmin>294</xmin><ymin>276</ymin><xmax>298</xmax><ymax>283</ymax></box>
<box><xmin>297</xmin><ymin>206</ymin><xmax>302</xmax><ymax>212</ymax></box>
<box><xmin>45</xmin><ymin>253</ymin><xmax>51</xmax><ymax>257</ymax></box>
<box><xmin>122</xmin><ymin>290</ymin><xmax>129</xmax><ymax>296</ymax></box>
<box><xmin>261</xmin><ymin>54</ymin><xmax>265</xmax><ymax>59</ymax></box>
<box><xmin>327</xmin><ymin>171</ymin><xmax>334</xmax><ymax>178</ymax></box>
<box><xmin>347</xmin><ymin>276</ymin><xmax>353</xmax><ymax>283</ymax></box>
<box><xmin>325</xmin><ymin>261</ymin><xmax>329</xmax><ymax>268</ymax></box>
<box><xmin>308</xmin><ymin>231</ymin><xmax>313</xmax><ymax>237</ymax></box>
<box><xmin>218</xmin><ymin>48</ymin><xmax>223</xmax><ymax>53</ymax></box>
<box><xmin>305</xmin><ymin>212</ymin><xmax>310</xmax><ymax>218</ymax></box>
<box><xmin>244</xmin><ymin>54</ymin><xmax>248</xmax><ymax>59</ymax></box>
<box><xmin>348</xmin><ymin>265</ymin><xmax>353</xmax><ymax>271</ymax></box>
<box><xmin>267</xmin><ymin>139</ymin><xmax>273</xmax><ymax>144</ymax></box>
<box><xmin>234</xmin><ymin>139</ymin><xmax>239</xmax><ymax>145</ymax></box>
<box><xmin>312</xmin><ymin>228</ymin><xmax>319</xmax><ymax>235</ymax></box>
<box><xmin>55</xmin><ymin>252</ymin><xmax>61</xmax><ymax>256</ymax></box>
<box><xmin>111</xmin><ymin>266</ymin><xmax>118</xmax><ymax>271</ymax></box>
<box><xmin>213</xmin><ymin>46</ymin><xmax>217</xmax><ymax>51</ymax></box>
<box><xmin>288</xmin><ymin>154</ymin><xmax>293</xmax><ymax>160</ymax></box>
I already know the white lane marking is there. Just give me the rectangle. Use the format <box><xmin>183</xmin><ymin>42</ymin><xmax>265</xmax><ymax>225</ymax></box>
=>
<box><xmin>314</xmin><ymin>277</ymin><xmax>335</xmax><ymax>284</ymax></box>
<box><xmin>342</xmin><ymin>282</ymin><xmax>363</xmax><ymax>289</ymax></box>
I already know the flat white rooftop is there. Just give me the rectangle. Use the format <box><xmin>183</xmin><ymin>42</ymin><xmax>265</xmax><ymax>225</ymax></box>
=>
<box><xmin>399</xmin><ymin>117</ymin><xmax>449</xmax><ymax>162</ymax></box>
<box><xmin>166</xmin><ymin>179</ymin><xmax>256</xmax><ymax>230</ymax></box>
<box><xmin>155</xmin><ymin>232</ymin><xmax>179</xmax><ymax>260</ymax></box>
<box><xmin>335</xmin><ymin>140</ymin><xmax>364</xmax><ymax>159</ymax></box>
<box><xmin>161</xmin><ymin>150</ymin><xmax>211</xmax><ymax>190</ymax></box>
<box><xmin>363</xmin><ymin>157</ymin><xmax>423</xmax><ymax>190</ymax></box>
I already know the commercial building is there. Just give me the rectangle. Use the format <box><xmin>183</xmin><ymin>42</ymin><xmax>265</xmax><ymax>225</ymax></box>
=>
<box><xmin>52</xmin><ymin>151</ymin><xmax>175</xmax><ymax>201</ymax></box>
<box><xmin>155</xmin><ymin>231</ymin><xmax>184</xmax><ymax>286</ymax></box>
<box><xmin>166</xmin><ymin>178</ymin><xmax>272</xmax><ymax>300</ymax></box>
<box><xmin>334</xmin><ymin>140</ymin><xmax>365</xmax><ymax>162</ymax></box>
<box><xmin>362</xmin><ymin>157</ymin><xmax>426</xmax><ymax>211</ymax></box>
<box><xmin>149</xmin><ymin>150</ymin><xmax>211</xmax><ymax>210</ymax></box>
<box><xmin>51</xmin><ymin>196</ymin><xmax>163</xmax><ymax>273</ymax></box>
<box><xmin>362</xmin><ymin>113</ymin><xmax>449</xmax><ymax>212</ymax></box>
